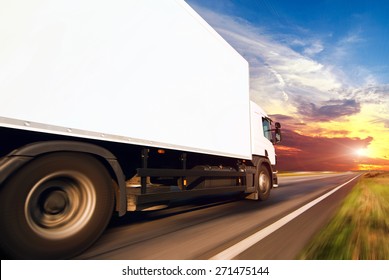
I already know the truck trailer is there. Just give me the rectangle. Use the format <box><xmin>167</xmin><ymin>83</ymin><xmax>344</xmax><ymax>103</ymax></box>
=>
<box><xmin>0</xmin><ymin>0</ymin><xmax>281</xmax><ymax>259</ymax></box>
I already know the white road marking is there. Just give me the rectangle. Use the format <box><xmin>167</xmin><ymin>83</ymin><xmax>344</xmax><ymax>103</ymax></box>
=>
<box><xmin>209</xmin><ymin>174</ymin><xmax>362</xmax><ymax>260</ymax></box>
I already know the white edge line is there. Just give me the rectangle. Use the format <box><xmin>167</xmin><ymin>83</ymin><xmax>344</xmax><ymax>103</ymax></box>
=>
<box><xmin>209</xmin><ymin>174</ymin><xmax>362</xmax><ymax>260</ymax></box>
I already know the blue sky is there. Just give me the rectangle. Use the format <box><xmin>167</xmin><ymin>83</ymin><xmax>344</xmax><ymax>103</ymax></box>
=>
<box><xmin>186</xmin><ymin>0</ymin><xmax>389</xmax><ymax>170</ymax></box>
<box><xmin>187</xmin><ymin>0</ymin><xmax>389</xmax><ymax>84</ymax></box>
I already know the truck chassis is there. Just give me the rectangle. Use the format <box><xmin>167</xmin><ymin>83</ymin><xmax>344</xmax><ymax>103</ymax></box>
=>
<box><xmin>0</xmin><ymin>127</ymin><xmax>276</xmax><ymax>259</ymax></box>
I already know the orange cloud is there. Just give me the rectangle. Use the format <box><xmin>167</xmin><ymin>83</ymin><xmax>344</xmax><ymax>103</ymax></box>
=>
<box><xmin>275</xmin><ymin>129</ymin><xmax>389</xmax><ymax>171</ymax></box>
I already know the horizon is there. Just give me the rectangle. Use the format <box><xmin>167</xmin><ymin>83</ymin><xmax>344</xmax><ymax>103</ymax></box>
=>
<box><xmin>187</xmin><ymin>0</ymin><xmax>389</xmax><ymax>171</ymax></box>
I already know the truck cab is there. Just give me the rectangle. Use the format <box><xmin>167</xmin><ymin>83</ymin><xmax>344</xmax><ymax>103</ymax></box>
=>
<box><xmin>250</xmin><ymin>101</ymin><xmax>281</xmax><ymax>163</ymax></box>
<box><xmin>250</xmin><ymin>101</ymin><xmax>281</xmax><ymax>189</ymax></box>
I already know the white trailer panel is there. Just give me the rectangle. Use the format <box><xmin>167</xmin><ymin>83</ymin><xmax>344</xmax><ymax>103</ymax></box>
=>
<box><xmin>0</xmin><ymin>0</ymin><xmax>251</xmax><ymax>159</ymax></box>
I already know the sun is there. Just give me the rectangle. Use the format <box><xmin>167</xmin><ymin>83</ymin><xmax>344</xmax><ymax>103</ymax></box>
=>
<box><xmin>355</xmin><ymin>148</ymin><xmax>369</xmax><ymax>157</ymax></box>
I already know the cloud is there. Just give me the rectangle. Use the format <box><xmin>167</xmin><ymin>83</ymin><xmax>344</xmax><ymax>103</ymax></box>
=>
<box><xmin>327</xmin><ymin>31</ymin><xmax>364</xmax><ymax>64</ymax></box>
<box><xmin>187</xmin><ymin>4</ymin><xmax>344</xmax><ymax>114</ymax></box>
<box><xmin>187</xmin><ymin>1</ymin><xmax>389</xmax><ymax>109</ymax></box>
<box><xmin>332</xmin><ymin>85</ymin><xmax>389</xmax><ymax>127</ymax></box>
<box><xmin>372</xmin><ymin>117</ymin><xmax>389</xmax><ymax>128</ymax></box>
<box><xmin>275</xmin><ymin>129</ymin><xmax>377</xmax><ymax>171</ymax></box>
<box><xmin>187</xmin><ymin>1</ymin><xmax>389</xmax><ymax>171</ymax></box>
<box><xmin>303</xmin><ymin>40</ymin><xmax>324</xmax><ymax>56</ymax></box>
<box><xmin>297</xmin><ymin>99</ymin><xmax>361</xmax><ymax>121</ymax></box>
<box><xmin>333</xmin><ymin>84</ymin><xmax>389</xmax><ymax>105</ymax></box>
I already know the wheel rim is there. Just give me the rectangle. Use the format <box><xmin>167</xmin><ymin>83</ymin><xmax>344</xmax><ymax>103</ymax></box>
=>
<box><xmin>25</xmin><ymin>171</ymin><xmax>96</xmax><ymax>240</ymax></box>
<box><xmin>258</xmin><ymin>171</ymin><xmax>270</xmax><ymax>193</ymax></box>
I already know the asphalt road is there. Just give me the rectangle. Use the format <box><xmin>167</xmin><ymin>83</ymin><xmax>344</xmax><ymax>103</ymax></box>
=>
<box><xmin>76</xmin><ymin>172</ymin><xmax>361</xmax><ymax>260</ymax></box>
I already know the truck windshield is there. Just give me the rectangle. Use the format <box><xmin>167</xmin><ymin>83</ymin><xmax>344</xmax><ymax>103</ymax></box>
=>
<box><xmin>262</xmin><ymin>118</ymin><xmax>272</xmax><ymax>141</ymax></box>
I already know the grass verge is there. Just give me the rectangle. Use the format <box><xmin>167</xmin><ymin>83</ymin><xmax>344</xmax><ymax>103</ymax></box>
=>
<box><xmin>298</xmin><ymin>172</ymin><xmax>389</xmax><ymax>260</ymax></box>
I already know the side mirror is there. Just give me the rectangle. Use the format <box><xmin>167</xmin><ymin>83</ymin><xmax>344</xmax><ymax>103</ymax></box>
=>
<box><xmin>274</xmin><ymin>122</ymin><xmax>281</xmax><ymax>143</ymax></box>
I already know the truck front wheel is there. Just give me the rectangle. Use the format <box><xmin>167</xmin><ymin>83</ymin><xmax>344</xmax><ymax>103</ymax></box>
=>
<box><xmin>0</xmin><ymin>152</ymin><xmax>114</xmax><ymax>259</ymax></box>
<box><xmin>255</xmin><ymin>164</ymin><xmax>271</xmax><ymax>201</ymax></box>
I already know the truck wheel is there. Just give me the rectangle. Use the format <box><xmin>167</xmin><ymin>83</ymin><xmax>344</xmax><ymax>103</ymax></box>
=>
<box><xmin>0</xmin><ymin>152</ymin><xmax>114</xmax><ymax>259</ymax></box>
<box><xmin>255</xmin><ymin>164</ymin><xmax>271</xmax><ymax>201</ymax></box>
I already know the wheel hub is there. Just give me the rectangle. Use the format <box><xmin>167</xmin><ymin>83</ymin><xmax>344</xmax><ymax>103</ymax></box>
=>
<box><xmin>259</xmin><ymin>172</ymin><xmax>269</xmax><ymax>192</ymax></box>
<box><xmin>42</xmin><ymin>189</ymin><xmax>68</xmax><ymax>215</ymax></box>
<box><xmin>25</xmin><ymin>171</ymin><xmax>96</xmax><ymax>240</ymax></box>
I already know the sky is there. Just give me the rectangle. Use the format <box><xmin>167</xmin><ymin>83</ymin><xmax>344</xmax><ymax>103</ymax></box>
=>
<box><xmin>186</xmin><ymin>0</ymin><xmax>389</xmax><ymax>171</ymax></box>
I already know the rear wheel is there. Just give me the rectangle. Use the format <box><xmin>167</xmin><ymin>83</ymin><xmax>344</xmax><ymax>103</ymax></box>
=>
<box><xmin>0</xmin><ymin>152</ymin><xmax>114</xmax><ymax>259</ymax></box>
<box><xmin>255</xmin><ymin>164</ymin><xmax>271</xmax><ymax>201</ymax></box>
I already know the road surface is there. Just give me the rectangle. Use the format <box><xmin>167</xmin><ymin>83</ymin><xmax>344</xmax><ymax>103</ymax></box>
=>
<box><xmin>76</xmin><ymin>172</ymin><xmax>361</xmax><ymax>260</ymax></box>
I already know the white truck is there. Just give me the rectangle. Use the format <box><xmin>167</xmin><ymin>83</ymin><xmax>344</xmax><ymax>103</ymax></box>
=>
<box><xmin>0</xmin><ymin>0</ymin><xmax>281</xmax><ymax>259</ymax></box>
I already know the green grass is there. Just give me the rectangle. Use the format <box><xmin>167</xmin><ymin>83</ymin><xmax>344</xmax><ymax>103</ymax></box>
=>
<box><xmin>298</xmin><ymin>172</ymin><xmax>389</xmax><ymax>260</ymax></box>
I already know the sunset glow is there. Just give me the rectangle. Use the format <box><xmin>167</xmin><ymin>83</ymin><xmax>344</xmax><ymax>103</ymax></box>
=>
<box><xmin>189</xmin><ymin>0</ymin><xmax>389</xmax><ymax>171</ymax></box>
<box><xmin>355</xmin><ymin>148</ymin><xmax>368</xmax><ymax>157</ymax></box>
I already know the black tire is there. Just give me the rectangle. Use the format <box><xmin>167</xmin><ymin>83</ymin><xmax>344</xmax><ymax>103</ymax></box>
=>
<box><xmin>255</xmin><ymin>164</ymin><xmax>271</xmax><ymax>201</ymax></box>
<box><xmin>0</xmin><ymin>152</ymin><xmax>114</xmax><ymax>259</ymax></box>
